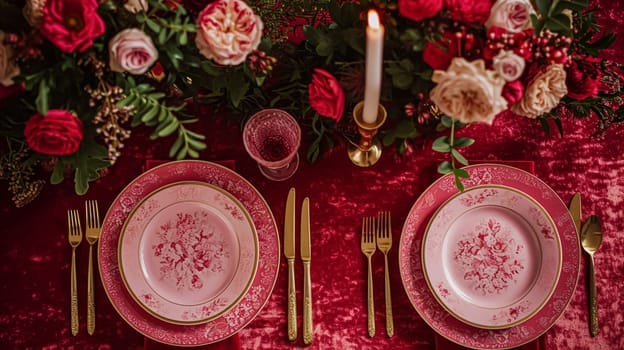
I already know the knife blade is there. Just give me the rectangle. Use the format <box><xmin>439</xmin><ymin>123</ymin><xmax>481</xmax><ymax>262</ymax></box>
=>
<box><xmin>569</xmin><ymin>192</ymin><xmax>582</xmax><ymax>237</ymax></box>
<box><xmin>300</xmin><ymin>197</ymin><xmax>313</xmax><ymax>345</ymax></box>
<box><xmin>284</xmin><ymin>188</ymin><xmax>296</xmax><ymax>342</ymax></box>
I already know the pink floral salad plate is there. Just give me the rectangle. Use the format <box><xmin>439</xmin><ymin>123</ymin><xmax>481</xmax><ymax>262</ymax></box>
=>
<box><xmin>422</xmin><ymin>185</ymin><xmax>562</xmax><ymax>330</ymax></box>
<box><xmin>118</xmin><ymin>181</ymin><xmax>258</xmax><ymax>325</ymax></box>
<box><xmin>399</xmin><ymin>164</ymin><xmax>580</xmax><ymax>349</ymax></box>
<box><xmin>99</xmin><ymin>160</ymin><xmax>280</xmax><ymax>346</ymax></box>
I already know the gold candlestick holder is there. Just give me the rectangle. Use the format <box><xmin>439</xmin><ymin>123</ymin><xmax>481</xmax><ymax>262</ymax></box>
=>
<box><xmin>348</xmin><ymin>101</ymin><xmax>387</xmax><ymax>167</ymax></box>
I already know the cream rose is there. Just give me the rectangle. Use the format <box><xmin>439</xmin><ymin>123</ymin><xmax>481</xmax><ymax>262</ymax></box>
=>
<box><xmin>0</xmin><ymin>32</ymin><xmax>20</xmax><ymax>86</ymax></box>
<box><xmin>493</xmin><ymin>50</ymin><xmax>525</xmax><ymax>81</ymax></box>
<box><xmin>195</xmin><ymin>0</ymin><xmax>263</xmax><ymax>66</ymax></box>
<box><xmin>511</xmin><ymin>64</ymin><xmax>567</xmax><ymax>118</ymax></box>
<box><xmin>23</xmin><ymin>0</ymin><xmax>47</xmax><ymax>27</ymax></box>
<box><xmin>124</xmin><ymin>0</ymin><xmax>148</xmax><ymax>13</ymax></box>
<box><xmin>485</xmin><ymin>0</ymin><xmax>534</xmax><ymax>33</ymax></box>
<box><xmin>108</xmin><ymin>28</ymin><xmax>158</xmax><ymax>75</ymax></box>
<box><xmin>429</xmin><ymin>58</ymin><xmax>508</xmax><ymax>125</ymax></box>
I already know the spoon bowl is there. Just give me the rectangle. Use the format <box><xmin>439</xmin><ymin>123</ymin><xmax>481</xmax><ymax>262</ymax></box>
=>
<box><xmin>580</xmin><ymin>214</ymin><xmax>603</xmax><ymax>337</ymax></box>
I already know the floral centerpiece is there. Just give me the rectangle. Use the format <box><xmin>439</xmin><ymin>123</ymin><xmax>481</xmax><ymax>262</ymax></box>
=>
<box><xmin>0</xmin><ymin>0</ymin><xmax>621</xmax><ymax>206</ymax></box>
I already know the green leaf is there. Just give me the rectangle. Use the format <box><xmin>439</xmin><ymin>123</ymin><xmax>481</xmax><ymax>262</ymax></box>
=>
<box><xmin>432</xmin><ymin>136</ymin><xmax>451</xmax><ymax>153</ymax></box>
<box><xmin>145</xmin><ymin>18</ymin><xmax>160</xmax><ymax>32</ymax></box>
<box><xmin>168</xmin><ymin>134</ymin><xmax>184</xmax><ymax>158</ymax></box>
<box><xmin>536</xmin><ymin>0</ymin><xmax>552</xmax><ymax>16</ymax></box>
<box><xmin>454</xmin><ymin>137</ymin><xmax>475</xmax><ymax>148</ymax></box>
<box><xmin>228</xmin><ymin>72</ymin><xmax>249</xmax><ymax>108</ymax></box>
<box><xmin>36</xmin><ymin>79</ymin><xmax>50</xmax><ymax>115</ymax></box>
<box><xmin>437</xmin><ymin>161</ymin><xmax>453</xmax><ymax>174</ymax></box>
<box><xmin>157</xmin><ymin>119</ymin><xmax>179</xmax><ymax>137</ymax></box>
<box><xmin>453</xmin><ymin>172</ymin><xmax>465</xmax><ymax>192</ymax></box>
<box><xmin>454</xmin><ymin>168</ymin><xmax>470</xmax><ymax>178</ymax></box>
<box><xmin>50</xmin><ymin>160</ymin><xmax>65</xmax><ymax>184</ymax></box>
<box><xmin>451</xmin><ymin>148</ymin><xmax>468</xmax><ymax>166</ymax></box>
<box><xmin>178</xmin><ymin>31</ymin><xmax>188</xmax><ymax>45</ymax></box>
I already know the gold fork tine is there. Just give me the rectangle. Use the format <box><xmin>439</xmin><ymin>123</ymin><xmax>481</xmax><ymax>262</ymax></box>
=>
<box><xmin>361</xmin><ymin>216</ymin><xmax>376</xmax><ymax>337</ymax></box>
<box><xmin>377</xmin><ymin>211</ymin><xmax>394</xmax><ymax>337</ymax></box>
<box><xmin>85</xmin><ymin>200</ymin><xmax>101</xmax><ymax>335</ymax></box>
<box><xmin>67</xmin><ymin>209</ymin><xmax>82</xmax><ymax>336</ymax></box>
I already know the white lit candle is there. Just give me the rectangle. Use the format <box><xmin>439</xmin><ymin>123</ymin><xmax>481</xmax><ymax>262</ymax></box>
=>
<box><xmin>362</xmin><ymin>9</ymin><xmax>384</xmax><ymax>124</ymax></box>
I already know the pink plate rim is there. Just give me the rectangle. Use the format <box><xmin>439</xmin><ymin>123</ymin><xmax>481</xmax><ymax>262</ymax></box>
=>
<box><xmin>399</xmin><ymin>163</ymin><xmax>580</xmax><ymax>350</ymax></box>
<box><xmin>98</xmin><ymin>160</ymin><xmax>280</xmax><ymax>346</ymax></box>
<box><xmin>421</xmin><ymin>185</ymin><xmax>562</xmax><ymax>329</ymax></box>
<box><xmin>117</xmin><ymin>181</ymin><xmax>259</xmax><ymax>325</ymax></box>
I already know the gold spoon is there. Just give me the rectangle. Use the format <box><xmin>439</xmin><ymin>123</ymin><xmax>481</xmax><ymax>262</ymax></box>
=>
<box><xmin>580</xmin><ymin>215</ymin><xmax>603</xmax><ymax>337</ymax></box>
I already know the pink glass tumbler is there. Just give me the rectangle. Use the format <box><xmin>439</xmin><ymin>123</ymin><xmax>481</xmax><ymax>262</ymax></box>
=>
<box><xmin>243</xmin><ymin>109</ymin><xmax>302</xmax><ymax>181</ymax></box>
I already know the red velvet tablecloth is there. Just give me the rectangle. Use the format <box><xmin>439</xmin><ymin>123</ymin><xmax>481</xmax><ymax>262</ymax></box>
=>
<box><xmin>2</xmin><ymin>4</ymin><xmax>624</xmax><ymax>350</ymax></box>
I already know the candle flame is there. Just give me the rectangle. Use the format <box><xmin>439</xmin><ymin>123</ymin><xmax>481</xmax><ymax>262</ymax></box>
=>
<box><xmin>368</xmin><ymin>9</ymin><xmax>380</xmax><ymax>29</ymax></box>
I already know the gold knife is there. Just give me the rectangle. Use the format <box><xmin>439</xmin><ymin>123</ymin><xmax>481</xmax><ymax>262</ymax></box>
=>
<box><xmin>284</xmin><ymin>188</ymin><xmax>297</xmax><ymax>342</ymax></box>
<box><xmin>569</xmin><ymin>192</ymin><xmax>582</xmax><ymax>237</ymax></box>
<box><xmin>301</xmin><ymin>197</ymin><xmax>313</xmax><ymax>345</ymax></box>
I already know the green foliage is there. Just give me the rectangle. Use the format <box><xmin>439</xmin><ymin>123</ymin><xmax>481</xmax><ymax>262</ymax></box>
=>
<box><xmin>532</xmin><ymin>0</ymin><xmax>589</xmax><ymax>37</ymax></box>
<box><xmin>432</xmin><ymin>119</ymin><xmax>473</xmax><ymax>192</ymax></box>
<box><xmin>117</xmin><ymin>78</ymin><xmax>206</xmax><ymax>160</ymax></box>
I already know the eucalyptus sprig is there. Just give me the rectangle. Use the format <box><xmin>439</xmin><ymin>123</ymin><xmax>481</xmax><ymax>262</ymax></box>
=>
<box><xmin>432</xmin><ymin>116</ymin><xmax>474</xmax><ymax>191</ymax></box>
<box><xmin>117</xmin><ymin>78</ymin><xmax>206</xmax><ymax>160</ymax></box>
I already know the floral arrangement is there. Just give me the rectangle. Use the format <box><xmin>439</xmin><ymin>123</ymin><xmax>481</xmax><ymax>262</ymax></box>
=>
<box><xmin>0</xmin><ymin>0</ymin><xmax>622</xmax><ymax>206</ymax></box>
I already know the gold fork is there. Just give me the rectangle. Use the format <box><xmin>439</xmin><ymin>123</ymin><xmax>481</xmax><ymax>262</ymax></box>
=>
<box><xmin>67</xmin><ymin>209</ymin><xmax>82</xmax><ymax>336</ymax></box>
<box><xmin>377</xmin><ymin>211</ymin><xmax>394</xmax><ymax>337</ymax></box>
<box><xmin>361</xmin><ymin>216</ymin><xmax>377</xmax><ymax>337</ymax></box>
<box><xmin>85</xmin><ymin>200</ymin><xmax>101</xmax><ymax>335</ymax></box>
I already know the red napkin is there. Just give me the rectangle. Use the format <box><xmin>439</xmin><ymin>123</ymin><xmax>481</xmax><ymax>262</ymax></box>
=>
<box><xmin>434</xmin><ymin>160</ymin><xmax>541</xmax><ymax>350</ymax></box>
<box><xmin>142</xmin><ymin>159</ymin><xmax>241</xmax><ymax>350</ymax></box>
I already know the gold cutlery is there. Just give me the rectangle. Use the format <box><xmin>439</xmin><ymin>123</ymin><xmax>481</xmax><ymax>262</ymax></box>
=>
<box><xmin>85</xmin><ymin>200</ymin><xmax>101</xmax><ymax>335</ymax></box>
<box><xmin>361</xmin><ymin>216</ymin><xmax>376</xmax><ymax>337</ymax></box>
<box><xmin>283</xmin><ymin>188</ymin><xmax>297</xmax><ymax>341</ymax></box>
<box><xmin>569</xmin><ymin>192</ymin><xmax>582</xmax><ymax>237</ymax></box>
<box><xmin>377</xmin><ymin>211</ymin><xmax>394</xmax><ymax>337</ymax></box>
<box><xmin>580</xmin><ymin>215</ymin><xmax>603</xmax><ymax>337</ymax></box>
<box><xmin>301</xmin><ymin>197</ymin><xmax>313</xmax><ymax>345</ymax></box>
<box><xmin>67</xmin><ymin>209</ymin><xmax>82</xmax><ymax>336</ymax></box>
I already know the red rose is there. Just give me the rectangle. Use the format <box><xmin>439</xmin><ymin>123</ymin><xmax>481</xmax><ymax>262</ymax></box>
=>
<box><xmin>308</xmin><ymin>68</ymin><xmax>345</xmax><ymax>122</ymax></box>
<box><xmin>566</xmin><ymin>60</ymin><xmax>600</xmax><ymax>100</ymax></box>
<box><xmin>40</xmin><ymin>0</ymin><xmax>105</xmax><ymax>53</ymax></box>
<box><xmin>501</xmin><ymin>80</ymin><xmax>524</xmax><ymax>105</ymax></box>
<box><xmin>423</xmin><ymin>31</ymin><xmax>460</xmax><ymax>70</ymax></box>
<box><xmin>398</xmin><ymin>0</ymin><xmax>443</xmax><ymax>22</ymax></box>
<box><xmin>444</xmin><ymin>0</ymin><xmax>492</xmax><ymax>24</ymax></box>
<box><xmin>24</xmin><ymin>110</ymin><xmax>84</xmax><ymax>156</ymax></box>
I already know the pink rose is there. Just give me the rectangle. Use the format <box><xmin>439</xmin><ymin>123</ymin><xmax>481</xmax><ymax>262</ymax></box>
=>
<box><xmin>486</xmin><ymin>0</ymin><xmax>534</xmax><ymax>33</ymax></box>
<box><xmin>398</xmin><ymin>0</ymin><xmax>443</xmax><ymax>22</ymax></box>
<box><xmin>308</xmin><ymin>68</ymin><xmax>345</xmax><ymax>122</ymax></box>
<box><xmin>501</xmin><ymin>80</ymin><xmax>524</xmax><ymax>105</ymax></box>
<box><xmin>24</xmin><ymin>109</ymin><xmax>84</xmax><ymax>156</ymax></box>
<box><xmin>444</xmin><ymin>0</ymin><xmax>492</xmax><ymax>24</ymax></box>
<box><xmin>195</xmin><ymin>0</ymin><xmax>263</xmax><ymax>66</ymax></box>
<box><xmin>109</xmin><ymin>29</ymin><xmax>158</xmax><ymax>75</ymax></box>
<box><xmin>492</xmin><ymin>50</ymin><xmax>526</xmax><ymax>81</ymax></box>
<box><xmin>40</xmin><ymin>0</ymin><xmax>105</xmax><ymax>53</ymax></box>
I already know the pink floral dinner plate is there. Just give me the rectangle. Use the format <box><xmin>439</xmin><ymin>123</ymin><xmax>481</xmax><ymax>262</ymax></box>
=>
<box><xmin>118</xmin><ymin>181</ymin><xmax>258</xmax><ymax>325</ymax></box>
<box><xmin>98</xmin><ymin>160</ymin><xmax>279</xmax><ymax>346</ymax></box>
<box><xmin>422</xmin><ymin>185</ymin><xmax>562</xmax><ymax>329</ymax></box>
<box><xmin>399</xmin><ymin>164</ymin><xmax>580</xmax><ymax>349</ymax></box>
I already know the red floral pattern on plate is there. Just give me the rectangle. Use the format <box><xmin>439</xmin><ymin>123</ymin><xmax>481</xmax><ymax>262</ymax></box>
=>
<box><xmin>100</xmin><ymin>161</ymin><xmax>279</xmax><ymax>346</ymax></box>
<box><xmin>401</xmin><ymin>165</ymin><xmax>579</xmax><ymax>349</ymax></box>
<box><xmin>423</xmin><ymin>185</ymin><xmax>561</xmax><ymax>329</ymax></box>
<box><xmin>454</xmin><ymin>217</ymin><xmax>526</xmax><ymax>296</ymax></box>
<box><xmin>153</xmin><ymin>209</ymin><xmax>230</xmax><ymax>291</ymax></box>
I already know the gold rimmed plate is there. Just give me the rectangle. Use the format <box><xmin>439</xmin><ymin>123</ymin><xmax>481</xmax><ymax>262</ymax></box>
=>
<box><xmin>422</xmin><ymin>185</ymin><xmax>562</xmax><ymax>329</ymax></box>
<box><xmin>118</xmin><ymin>181</ymin><xmax>258</xmax><ymax>325</ymax></box>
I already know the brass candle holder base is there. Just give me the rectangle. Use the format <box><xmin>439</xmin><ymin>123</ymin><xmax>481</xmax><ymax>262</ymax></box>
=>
<box><xmin>348</xmin><ymin>101</ymin><xmax>388</xmax><ymax>167</ymax></box>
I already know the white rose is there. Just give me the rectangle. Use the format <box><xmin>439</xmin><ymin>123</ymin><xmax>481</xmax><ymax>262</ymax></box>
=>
<box><xmin>0</xmin><ymin>32</ymin><xmax>20</xmax><ymax>86</ymax></box>
<box><xmin>492</xmin><ymin>50</ymin><xmax>526</xmax><ymax>82</ymax></box>
<box><xmin>108</xmin><ymin>28</ymin><xmax>158</xmax><ymax>75</ymax></box>
<box><xmin>430</xmin><ymin>58</ymin><xmax>508</xmax><ymax>125</ymax></box>
<box><xmin>485</xmin><ymin>0</ymin><xmax>534</xmax><ymax>33</ymax></box>
<box><xmin>511</xmin><ymin>64</ymin><xmax>567</xmax><ymax>118</ymax></box>
<box><xmin>195</xmin><ymin>0</ymin><xmax>263</xmax><ymax>66</ymax></box>
<box><xmin>124</xmin><ymin>0</ymin><xmax>148</xmax><ymax>13</ymax></box>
